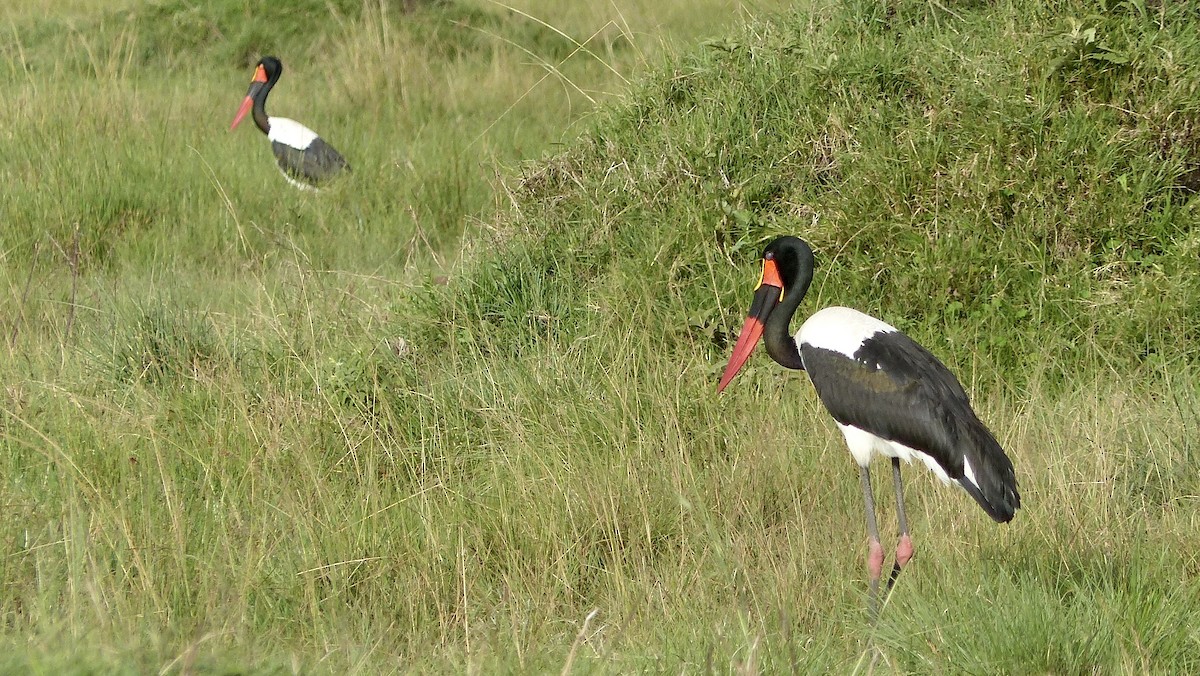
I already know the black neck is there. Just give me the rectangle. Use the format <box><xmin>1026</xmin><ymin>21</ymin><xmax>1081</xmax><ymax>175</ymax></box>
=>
<box><xmin>251</xmin><ymin>74</ymin><xmax>277</xmax><ymax>135</ymax></box>
<box><xmin>762</xmin><ymin>264</ymin><xmax>810</xmax><ymax>371</ymax></box>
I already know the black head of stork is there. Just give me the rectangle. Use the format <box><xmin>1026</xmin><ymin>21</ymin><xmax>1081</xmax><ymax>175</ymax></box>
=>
<box><xmin>718</xmin><ymin>235</ymin><xmax>1020</xmax><ymax>616</ymax></box>
<box><xmin>230</xmin><ymin>56</ymin><xmax>350</xmax><ymax>190</ymax></box>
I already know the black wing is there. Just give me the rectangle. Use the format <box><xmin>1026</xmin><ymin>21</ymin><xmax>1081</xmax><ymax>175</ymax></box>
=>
<box><xmin>272</xmin><ymin>137</ymin><xmax>350</xmax><ymax>186</ymax></box>
<box><xmin>801</xmin><ymin>331</ymin><xmax>1020</xmax><ymax>522</ymax></box>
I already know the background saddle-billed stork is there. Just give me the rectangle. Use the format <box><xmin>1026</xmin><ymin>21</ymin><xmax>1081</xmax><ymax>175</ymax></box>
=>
<box><xmin>717</xmin><ymin>235</ymin><xmax>1020</xmax><ymax>615</ymax></box>
<box><xmin>230</xmin><ymin>56</ymin><xmax>349</xmax><ymax>189</ymax></box>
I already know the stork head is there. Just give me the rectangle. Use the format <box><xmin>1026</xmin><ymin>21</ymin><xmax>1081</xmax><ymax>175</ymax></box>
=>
<box><xmin>717</xmin><ymin>236</ymin><xmax>814</xmax><ymax>392</ymax></box>
<box><xmin>230</xmin><ymin>56</ymin><xmax>283</xmax><ymax>131</ymax></box>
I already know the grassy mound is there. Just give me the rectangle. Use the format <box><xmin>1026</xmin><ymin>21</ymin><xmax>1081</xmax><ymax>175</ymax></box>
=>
<box><xmin>410</xmin><ymin>0</ymin><xmax>1200</xmax><ymax>391</ymax></box>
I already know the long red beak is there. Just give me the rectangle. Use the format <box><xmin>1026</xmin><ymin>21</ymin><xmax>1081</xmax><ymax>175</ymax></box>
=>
<box><xmin>230</xmin><ymin>65</ymin><xmax>268</xmax><ymax>131</ymax></box>
<box><xmin>717</xmin><ymin>314</ymin><xmax>767</xmax><ymax>392</ymax></box>
<box><xmin>230</xmin><ymin>95</ymin><xmax>254</xmax><ymax>131</ymax></box>
<box><xmin>717</xmin><ymin>257</ymin><xmax>785</xmax><ymax>392</ymax></box>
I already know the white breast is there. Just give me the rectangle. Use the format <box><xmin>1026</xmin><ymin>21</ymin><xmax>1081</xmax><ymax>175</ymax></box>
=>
<box><xmin>267</xmin><ymin>116</ymin><xmax>319</xmax><ymax>150</ymax></box>
<box><xmin>797</xmin><ymin>306</ymin><xmax>897</xmax><ymax>358</ymax></box>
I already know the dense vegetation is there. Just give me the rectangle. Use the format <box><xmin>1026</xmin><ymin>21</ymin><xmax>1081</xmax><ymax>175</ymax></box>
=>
<box><xmin>3</xmin><ymin>0</ymin><xmax>1199</xmax><ymax>672</ymax></box>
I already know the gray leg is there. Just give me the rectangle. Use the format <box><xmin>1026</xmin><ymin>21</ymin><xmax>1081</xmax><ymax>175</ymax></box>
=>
<box><xmin>860</xmin><ymin>466</ymin><xmax>885</xmax><ymax>618</ymax></box>
<box><xmin>888</xmin><ymin>457</ymin><xmax>914</xmax><ymax>590</ymax></box>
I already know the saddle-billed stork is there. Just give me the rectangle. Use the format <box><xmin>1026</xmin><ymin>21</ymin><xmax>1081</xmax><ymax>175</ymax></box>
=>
<box><xmin>717</xmin><ymin>236</ymin><xmax>1019</xmax><ymax>615</ymax></box>
<box><xmin>230</xmin><ymin>56</ymin><xmax>349</xmax><ymax>189</ymax></box>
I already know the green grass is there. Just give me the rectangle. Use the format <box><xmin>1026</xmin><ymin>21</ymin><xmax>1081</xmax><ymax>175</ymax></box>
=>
<box><xmin>4</xmin><ymin>0</ymin><xmax>1200</xmax><ymax>672</ymax></box>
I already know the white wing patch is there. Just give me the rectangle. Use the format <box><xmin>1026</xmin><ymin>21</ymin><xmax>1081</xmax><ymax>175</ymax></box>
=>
<box><xmin>798</xmin><ymin>306</ymin><xmax>897</xmax><ymax>359</ymax></box>
<box><xmin>267</xmin><ymin>116</ymin><xmax>319</xmax><ymax>150</ymax></box>
<box><xmin>961</xmin><ymin>456</ymin><xmax>978</xmax><ymax>488</ymax></box>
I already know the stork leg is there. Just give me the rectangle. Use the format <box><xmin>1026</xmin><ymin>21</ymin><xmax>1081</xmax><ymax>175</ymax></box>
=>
<box><xmin>859</xmin><ymin>466</ymin><xmax>885</xmax><ymax>618</ymax></box>
<box><xmin>888</xmin><ymin>457</ymin><xmax>914</xmax><ymax>591</ymax></box>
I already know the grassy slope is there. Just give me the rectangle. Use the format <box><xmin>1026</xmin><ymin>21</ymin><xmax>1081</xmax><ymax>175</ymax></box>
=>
<box><xmin>3</xmin><ymin>0</ymin><xmax>1200</xmax><ymax>673</ymax></box>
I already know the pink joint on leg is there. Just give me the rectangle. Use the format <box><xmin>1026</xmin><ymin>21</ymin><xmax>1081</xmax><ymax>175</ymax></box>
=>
<box><xmin>868</xmin><ymin>539</ymin><xmax>885</xmax><ymax>580</ymax></box>
<box><xmin>895</xmin><ymin>534</ymin><xmax>914</xmax><ymax>569</ymax></box>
